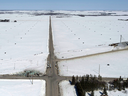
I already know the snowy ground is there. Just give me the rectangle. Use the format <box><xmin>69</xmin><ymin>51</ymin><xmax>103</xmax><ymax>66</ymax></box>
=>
<box><xmin>0</xmin><ymin>13</ymin><xmax>49</xmax><ymax>74</ymax></box>
<box><xmin>59</xmin><ymin>80</ymin><xmax>77</xmax><ymax>96</ymax></box>
<box><xmin>86</xmin><ymin>89</ymin><xmax>128</xmax><ymax>96</ymax></box>
<box><xmin>107</xmin><ymin>89</ymin><xmax>128</xmax><ymax>96</ymax></box>
<box><xmin>58</xmin><ymin>49</ymin><xmax>128</xmax><ymax>77</ymax></box>
<box><xmin>52</xmin><ymin>15</ymin><xmax>128</xmax><ymax>59</ymax></box>
<box><xmin>52</xmin><ymin>13</ymin><xmax>128</xmax><ymax>78</ymax></box>
<box><xmin>0</xmin><ymin>79</ymin><xmax>45</xmax><ymax>96</ymax></box>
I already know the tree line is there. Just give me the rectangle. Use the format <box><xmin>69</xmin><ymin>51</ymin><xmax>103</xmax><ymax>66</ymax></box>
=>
<box><xmin>72</xmin><ymin>75</ymin><xmax>128</xmax><ymax>96</ymax></box>
<box><xmin>71</xmin><ymin>75</ymin><xmax>107</xmax><ymax>96</ymax></box>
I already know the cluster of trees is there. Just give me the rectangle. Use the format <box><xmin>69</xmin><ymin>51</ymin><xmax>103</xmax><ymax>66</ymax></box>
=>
<box><xmin>0</xmin><ymin>19</ymin><xmax>10</xmax><ymax>22</ymax></box>
<box><xmin>71</xmin><ymin>75</ymin><xmax>107</xmax><ymax>96</ymax></box>
<box><xmin>110</xmin><ymin>76</ymin><xmax>128</xmax><ymax>91</ymax></box>
<box><xmin>71</xmin><ymin>75</ymin><xmax>128</xmax><ymax>96</ymax></box>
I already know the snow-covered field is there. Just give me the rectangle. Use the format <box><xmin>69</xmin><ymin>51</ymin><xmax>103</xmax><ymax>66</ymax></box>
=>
<box><xmin>0</xmin><ymin>79</ymin><xmax>45</xmax><ymax>96</ymax></box>
<box><xmin>52</xmin><ymin>11</ymin><xmax>128</xmax><ymax>77</ymax></box>
<box><xmin>0</xmin><ymin>13</ymin><xmax>49</xmax><ymax>74</ymax></box>
<box><xmin>59</xmin><ymin>80</ymin><xmax>77</xmax><ymax>96</ymax></box>
<box><xmin>58</xmin><ymin>50</ymin><xmax>128</xmax><ymax>77</ymax></box>
<box><xmin>0</xmin><ymin>10</ymin><xmax>128</xmax><ymax>96</ymax></box>
<box><xmin>52</xmin><ymin>15</ymin><xmax>128</xmax><ymax>59</ymax></box>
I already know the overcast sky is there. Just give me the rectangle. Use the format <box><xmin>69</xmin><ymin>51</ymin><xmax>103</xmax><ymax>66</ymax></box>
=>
<box><xmin>0</xmin><ymin>0</ymin><xmax>128</xmax><ymax>10</ymax></box>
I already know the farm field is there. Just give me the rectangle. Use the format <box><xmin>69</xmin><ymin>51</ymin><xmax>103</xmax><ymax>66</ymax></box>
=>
<box><xmin>52</xmin><ymin>11</ymin><xmax>128</xmax><ymax>77</ymax></box>
<box><xmin>0</xmin><ymin>13</ymin><xmax>49</xmax><ymax>74</ymax></box>
<box><xmin>0</xmin><ymin>79</ymin><xmax>45</xmax><ymax>96</ymax></box>
<box><xmin>58</xmin><ymin>50</ymin><xmax>128</xmax><ymax>77</ymax></box>
<box><xmin>52</xmin><ymin>15</ymin><xmax>128</xmax><ymax>59</ymax></box>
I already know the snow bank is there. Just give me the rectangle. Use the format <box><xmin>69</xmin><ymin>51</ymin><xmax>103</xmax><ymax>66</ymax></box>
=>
<box><xmin>59</xmin><ymin>80</ymin><xmax>77</xmax><ymax>96</ymax></box>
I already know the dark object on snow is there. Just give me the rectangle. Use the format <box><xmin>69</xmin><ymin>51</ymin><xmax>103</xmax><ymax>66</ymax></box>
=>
<box><xmin>0</xmin><ymin>19</ymin><xmax>10</xmax><ymax>22</ymax></box>
<box><xmin>107</xmin><ymin>64</ymin><xmax>109</xmax><ymax>66</ymax></box>
<box><xmin>14</xmin><ymin>20</ymin><xmax>17</xmax><ymax>22</ymax></box>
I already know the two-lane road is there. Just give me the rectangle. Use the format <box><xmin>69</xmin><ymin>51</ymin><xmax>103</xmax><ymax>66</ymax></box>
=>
<box><xmin>46</xmin><ymin>16</ymin><xmax>61</xmax><ymax>96</ymax></box>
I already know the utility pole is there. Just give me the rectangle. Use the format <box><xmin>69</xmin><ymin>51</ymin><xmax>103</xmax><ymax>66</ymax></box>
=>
<box><xmin>14</xmin><ymin>63</ymin><xmax>15</xmax><ymax>70</ymax></box>
<box><xmin>120</xmin><ymin>35</ymin><xmax>122</xmax><ymax>43</ymax></box>
<box><xmin>99</xmin><ymin>64</ymin><xmax>100</xmax><ymax>76</ymax></box>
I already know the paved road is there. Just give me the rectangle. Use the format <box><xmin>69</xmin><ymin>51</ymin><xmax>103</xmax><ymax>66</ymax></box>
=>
<box><xmin>46</xmin><ymin>16</ymin><xmax>67</xmax><ymax>96</ymax></box>
<box><xmin>46</xmin><ymin>16</ymin><xmax>59</xmax><ymax>96</ymax></box>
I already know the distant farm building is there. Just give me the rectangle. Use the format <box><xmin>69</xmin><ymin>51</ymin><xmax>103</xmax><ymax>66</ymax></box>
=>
<box><xmin>109</xmin><ymin>35</ymin><xmax>128</xmax><ymax>48</ymax></box>
<box><xmin>109</xmin><ymin>41</ymin><xmax>128</xmax><ymax>48</ymax></box>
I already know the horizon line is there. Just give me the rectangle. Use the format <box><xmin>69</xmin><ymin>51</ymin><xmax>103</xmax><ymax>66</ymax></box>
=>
<box><xmin>0</xmin><ymin>9</ymin><xmax>128</xmax><ymax>11</ymax></box>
